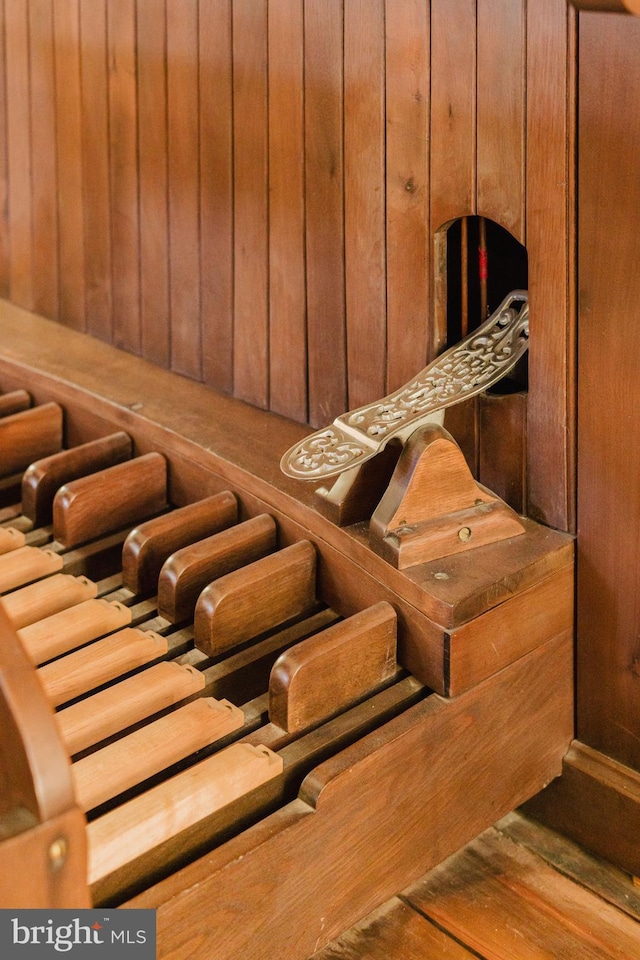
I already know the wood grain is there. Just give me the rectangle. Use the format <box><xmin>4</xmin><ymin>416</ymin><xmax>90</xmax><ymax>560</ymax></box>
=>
<box><xmin>404</xmin><ymin>827</ymin><xmax>640</xmax><ymax>960</ymax></box>
<box><xmin>199</xmin><ymin>0</ymin><xmax>233</xmax><ymax>392</ymax></box>
<box><xmin>0</xmin><ymin>388</ymin><xmax>30</xmax><ymax>417</ymax></box>
<box><xmin>0</xmin><ymin>525</ymin><xmax>25</xmax><ymax>554</ymax></box>
<box><xmin>232</xmin><ymin>0</ymin><xmax>268</xmax><ymax>408</ymax></box>
<box><xmin>157</xmin><ymin>513</ymin><xmax>276</xmax><ymax>623</ymax></box>
<box><xmin>108</xmin><ymin>0</ymin><xmax>140</xmax><ymax>355</ymax></box>
<box><xmin>72</xmin><ymin>697</ymin><xmax>244</xmax><ymax>811</ymax></box>
<box><xmin>56</xmin><ymin>660</ymin><xmax>205</xmax><ymax>755</ymax></box>
<box><xmin>167</xmin><ymin>0</ymin><xmax>201</xmax><ymax>379</ymax></box>
<box><xmin>344</xmin><ymin>0</ymin><xmax>386</xmax><ymax>409</ymax></box>
<box><xmin>194</xmin><ymin>540</ymin><xmax>317</xmax><ymax>657</ymax></box>
<box><xmin>0</xmin><ymin>545</ymin><xmax>63</xmax><ymax>593</ymax></box>
<box><xmin>304</xmin><ymin>0</ymin><xmax>347</xmax><ymax>427</ymax></box>
<box><xmin>385</xmin><ymin>0</ymin><xmax>430</xmax><ymax>393</ymax></box>
<box><xmin>131</xmin><ymin>633</ymin><xmax>572</xmax><ymax>960</ymax></box>
<box><xmin>22</xmin><ymin>431</ymin><xmax>132</xmax><ymax>526</ymax></box>
<box><xmin>0</xmin><ymin>402</ymin><xmax>63</xmax><ymax>476</ymax></box>
<box><xmin>269</xmin><ymin>601</ymin><xmax>397</xmax><ymax>733</ymax></box>
<box><xmin>268</xmin><ymin>0</ymin><xmax>306</xmax><ymax>423</ymax></box>
<box><xmin>29</xmin><ymin>0</ymin><xmax>58</xmax><ymax>319</ymax></box>
<box><xmin>54</xmin><ymin>0</ymin><xmax>85</xmax><ymax>330</ymax></box>
<box><xmin>87</xmin><ymin>742</ymin><xmax>282</xmax><ymax>884</ymax></box>
<box><xmin>37</xmin><ymin>626</ymin><xmax>167</xmax><ymax>708</ymax></box>
<box><xmin>122</xmin><ymin>491</ymin><xmax>238</xmax><ymax>595</ymax></box>
<box><xmin>2</xmin><ymin>572</ymin><xmax>97</xmax><ymax>630</ymax></box>
<box><xmin>53</xmin><ymin>451</ymin><xmax>167</xmax><ymax>548</ymax></box>
<box><xmin>17</xmin><ymin>598</ymin><xmax>132</xmax><ymax>665</ymax></box>
<box><xmin>79</xmin><ymin>0</ymin><xmax>112</xmax><ymax>337</ymax></box>
<box><xmin>137</xmin><ymin>0</ymin><xmax>169</xmax><ymax>367</ymax></box>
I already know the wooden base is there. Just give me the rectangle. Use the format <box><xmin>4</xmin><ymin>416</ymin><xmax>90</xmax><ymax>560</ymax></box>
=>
<box><xmin>523</xmin><ymin>740</ymin><xmax>640</xmax><ymax>878</ymax></box>
<box><xmin>132</xmin><ymin>632</ymin><xmax>573</xmax><ymax>960</ymax></box>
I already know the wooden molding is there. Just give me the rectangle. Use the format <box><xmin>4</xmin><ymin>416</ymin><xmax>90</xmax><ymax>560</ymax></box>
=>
<box><xmin>523</xmin><ymin>740</ymin><xmax>640</xmax><ymax>878</ymax></box>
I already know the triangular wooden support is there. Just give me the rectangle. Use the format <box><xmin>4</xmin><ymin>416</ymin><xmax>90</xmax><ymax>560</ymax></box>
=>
<box><xmin>369</xmin><ymin>423</ymin><xmax>526</xmax><ymax>569</ymax></box>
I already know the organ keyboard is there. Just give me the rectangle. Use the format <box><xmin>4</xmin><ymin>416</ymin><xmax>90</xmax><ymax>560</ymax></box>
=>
<box><xmin>0</xmin><ymin>304</ymin><xmax>574</xmax><ymax>960</ymax></box>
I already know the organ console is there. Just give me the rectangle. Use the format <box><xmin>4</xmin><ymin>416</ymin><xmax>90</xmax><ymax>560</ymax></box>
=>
<box><xmin>0</xmin><ymin>298</ymin><xmax>573</xmax><ymax>959</ymax></box>
<box><xmin>1</xmin><ymin>1</ymin><xmax>638</xmax><ymax>957</ymax></box>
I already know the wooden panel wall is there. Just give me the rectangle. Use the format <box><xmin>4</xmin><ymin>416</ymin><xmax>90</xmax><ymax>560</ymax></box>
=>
<box><xmin>0</xmin><ymin>0</ymin><xmax>574</xmax><ymax>530</ymax></box>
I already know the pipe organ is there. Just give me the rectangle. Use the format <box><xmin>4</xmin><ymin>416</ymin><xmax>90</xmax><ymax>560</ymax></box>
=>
<box><xmin>0</xmin><ymin>0</ymin><xmax>638</xmax><ymax>956</ymax></box>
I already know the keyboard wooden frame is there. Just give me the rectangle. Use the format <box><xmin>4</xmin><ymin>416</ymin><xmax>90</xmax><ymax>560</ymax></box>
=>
<box><xmin>0</xmin><ymin>300</ymin><xmax>574</xmax><ymax>960</ymax></box>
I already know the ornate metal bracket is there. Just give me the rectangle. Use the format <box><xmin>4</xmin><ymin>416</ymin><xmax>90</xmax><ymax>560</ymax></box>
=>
<box><xmin>280</xmin><ymin>290</ymin><xmax>529</xmax><ymax>482</ymax></box>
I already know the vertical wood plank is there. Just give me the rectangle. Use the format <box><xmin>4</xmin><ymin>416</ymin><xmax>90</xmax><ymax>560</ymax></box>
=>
<box><xmin>268</xmin><ymin>0</ymin><xmax>307</xmax><ymax>422</ymax></box>
<box><xmin>477</xmin><ymin>0</ymin><xmax>525</xmax><ymax>243</ymax></box>
<box><xmin>54</xmin><ymin>0</ymin><xmax>85</xmax><ymax>330</ymax></box>
<box><xmin>429</xmin><ymin>0</ymin><xmax>476</xmax><ymax>351</ymax></box>
<box><xmin>344</xmin><ymin>0</ymin><xmax>386</xmax><ymax>409</ymax></box>
<box><xmin>29</xmin><ymin>0</ymin><xmax>58</xmax><ymax>320</ymax></box>
<box><xmin>108</xmin><ymin>0</ymin><xmax>140</xmax><ymax>355</ymax></box>
<box><xmin>577</xmin><ymin>12</ymin><xmax>640</xmax><ymax>768</ymax></box>
<box><xmin>526</xmin><ymin>0</ymin><xmax>575</xmax><ymax>531</ymax></box>
<box><xmin>4</xmin><ymin>0</ymin><xmax>33</xmax><ymax>309</ymax></box>
<box><xmin>304</xmin><ymin>0</ymin><xmax>347</xmax><ymax>427</ymax></box>
<box><xmin>80</xmin><ymin>0</ymin><xmax>112</xmax><ymax>338</ymax></box>
<box><xmin>385</xmin><ymin>0</ymin><xmax>430</xmax><ymax>393</ymax></box>
<box><xmin>430</xmin><ymin>0</ymin><xmax>476</xmax><ymax>230</ymax></box>
<box><xmin>232</xmin><ymin>0</ymin><xmax>269</xmax><ymax>408</ymax></box>
<box><xmin>167</xmin><ymin>0</ymin><xmax>201</xmax><ymax>379</ymax></box>
<box><xmin>0</xmin><ymin>0</ymin><xmax>10</xmax><ymax>297</ymax></box>
<box><xmin>137</xmin><ymin>0</ymin><xmax>170</xmax><ymax>367</ymax></box>
<box><xmin>199</xmin><ymin>0</ymin><xmax>233</xmax><ymax>393</ymax></box>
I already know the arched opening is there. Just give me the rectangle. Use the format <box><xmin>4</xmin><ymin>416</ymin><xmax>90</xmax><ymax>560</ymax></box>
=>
<box><xmin>444</xmin><ymin>216</ymin><xmax>528</xmax><ymax>345</ymax></box>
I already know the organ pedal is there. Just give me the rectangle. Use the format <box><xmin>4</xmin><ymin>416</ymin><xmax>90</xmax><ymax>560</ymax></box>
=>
<box><xmin>282</xmin><ymin>290</ymin><xmax>529</xmax><ymax>565</ymax></box>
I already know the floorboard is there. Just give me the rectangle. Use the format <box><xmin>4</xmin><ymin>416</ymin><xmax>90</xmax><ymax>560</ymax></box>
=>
<box><xmin>310</xmin><ymin>813</ymin><xmax>640</xmax><ymax>959</ymax></box>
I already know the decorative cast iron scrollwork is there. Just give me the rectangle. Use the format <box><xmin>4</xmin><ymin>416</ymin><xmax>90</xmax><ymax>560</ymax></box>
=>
<box><xmin>281</xmin><ymin>290</ymin><xmax>529</xmax><ymax>481</ymax></box>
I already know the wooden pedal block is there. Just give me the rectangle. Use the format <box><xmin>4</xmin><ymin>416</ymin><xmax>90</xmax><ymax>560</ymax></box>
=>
<box><xmin>38</xmin><ymin>627</ymin><xmax>168</xmax><ymax>707</ymax></box>
<box><xmin>194</xmin><ymin>540</ymin><xmax>317</xmax><ymax>658</ymax></box>
<box><xmin>72</xmin><ymin>698</ymin><xmax>245</xmax><ymax>811</ymax></box>
<box><xmin>0</xmin><ymin>389</ymin><xmax>31</xmax><ymax>418</ymax></box>
<box><xmin>369</xmin><ymin>424</ymin><xmax>525</xmax><ymax>569</ymax></box>
<box><xmin>87</xmin><ymin>741</ymin><xmax>282</xmax><ymax>884</ymax></box>
<box><xmin>121</xmin><ymin>491</ymin><xmax>238</xmax><ymax>596</ymax></box>
<box><xmin>56</xmin><ymin>661</ymin><xmax>205</xmax><ymax>756</ymax></box>
<box><xmin>269</xmin><ymin>601</ymin><xmax>398</xmax><ymax>733</ymax></box>
<box><xmin>17</xmin><ymin>598</ymin><xmax>132</xmax><ymax>665</ymax></box>
<box><xmin>0</xmin><ymin>545</ymin><xmax>63</xmax><ymax>593</ymax></box>
<box><xmin>0</xmin><ymin>402</ymin><xmax>63</xmax><ymax>477</ymax></box>
<box><xmin>53</xmin><ymin>452</ymin><xmax>168</xmax><ymax>548</ymax></box>
<box><xmin>0</xmin><ymin>526</ymin><xmax>26</xmax><ymax>555</ymax></box>
<box><xmin>158</xmin><ymin>514</ymin><xmax>276</xmax><ymax>623</ymax></box>
<box><xmin>22</xmin><ymin>432</ymin><xmax>133</xmax><ymax>527</ymax></box>
<box><xmin>2</xmin><ymin>572</ymin><xmax>97</xmax><ymax>629</ymax></box>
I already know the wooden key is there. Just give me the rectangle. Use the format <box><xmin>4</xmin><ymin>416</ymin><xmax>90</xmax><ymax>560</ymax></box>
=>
<box><xmin>269</xmin><ymin>601</ymin><xmax>398</xmax><ymax>733</ymax></box>
<box><xmin>0</xmin><ymin>389</ymin><xmax>31</xmax><ymax>417</ymax></box>
<box><xmin>72</xmin><ymin>698</ymin><xmax>245</xmax><ymax>811</ymax></box>
<box><xmin>2</xmin><ymin>573</ymin><xmax>97</xmax><ymax>629</ymax></box>
<box><xmin>22</xmin><ymin>432</ymin><xmax>133</xmax><ymax>527</ymax></box>
<box><xmin>194</xmin><ymin>540</ymin><xmax>317</xmax><ymax>658</ymax></box>
<box><xmin>121</xmin><ymin>491</ymin><xmax>238</xmax><ymax>595</ymax></box>
<box><xmin>53</xmin><ymin>452</ymin><xmax>168</xmax><ymax>548</ymax></box>
<box><xmin>0</xmin><ymin>402</ymin><xmax>63</xmax><ymax>477</ymax></box>
<box><xmin>86</xmin><ymin>741</ymin><xmax>282</xmax><ymax>883</ymax></box>
<box><xmin>0</xmin><ymin>545</ymin><xmax>63</xmax><ymax>593</ymax></box>
<box><xmin>17</xmin><ymin>598</ymin><xmax>132</xmax><ymax>665</ymax></box>
<box><xmin>37</xmin><ymin>627</ymin><xmax>167</xmax><ymax>707</ymax></box>
<box><xmin>0</xmin><ymin>526</ymin><xmax>25</xmax><ymax>555</ymax></box>
<box><xmin>56</xmin><ymin>661</ymin><xmax>205</xmax><ymax>755</ymax></box>
<box><xmin>158</xmin><ymin>514</ymin><xmax>276</xmax><ymax>623</ymax></box>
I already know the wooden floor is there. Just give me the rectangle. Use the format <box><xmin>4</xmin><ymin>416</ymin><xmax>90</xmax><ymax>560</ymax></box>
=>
<box><xmin>310</xmin><ymin>812</ymin><xmax>640</xmax><ymax>959</ymax></box>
